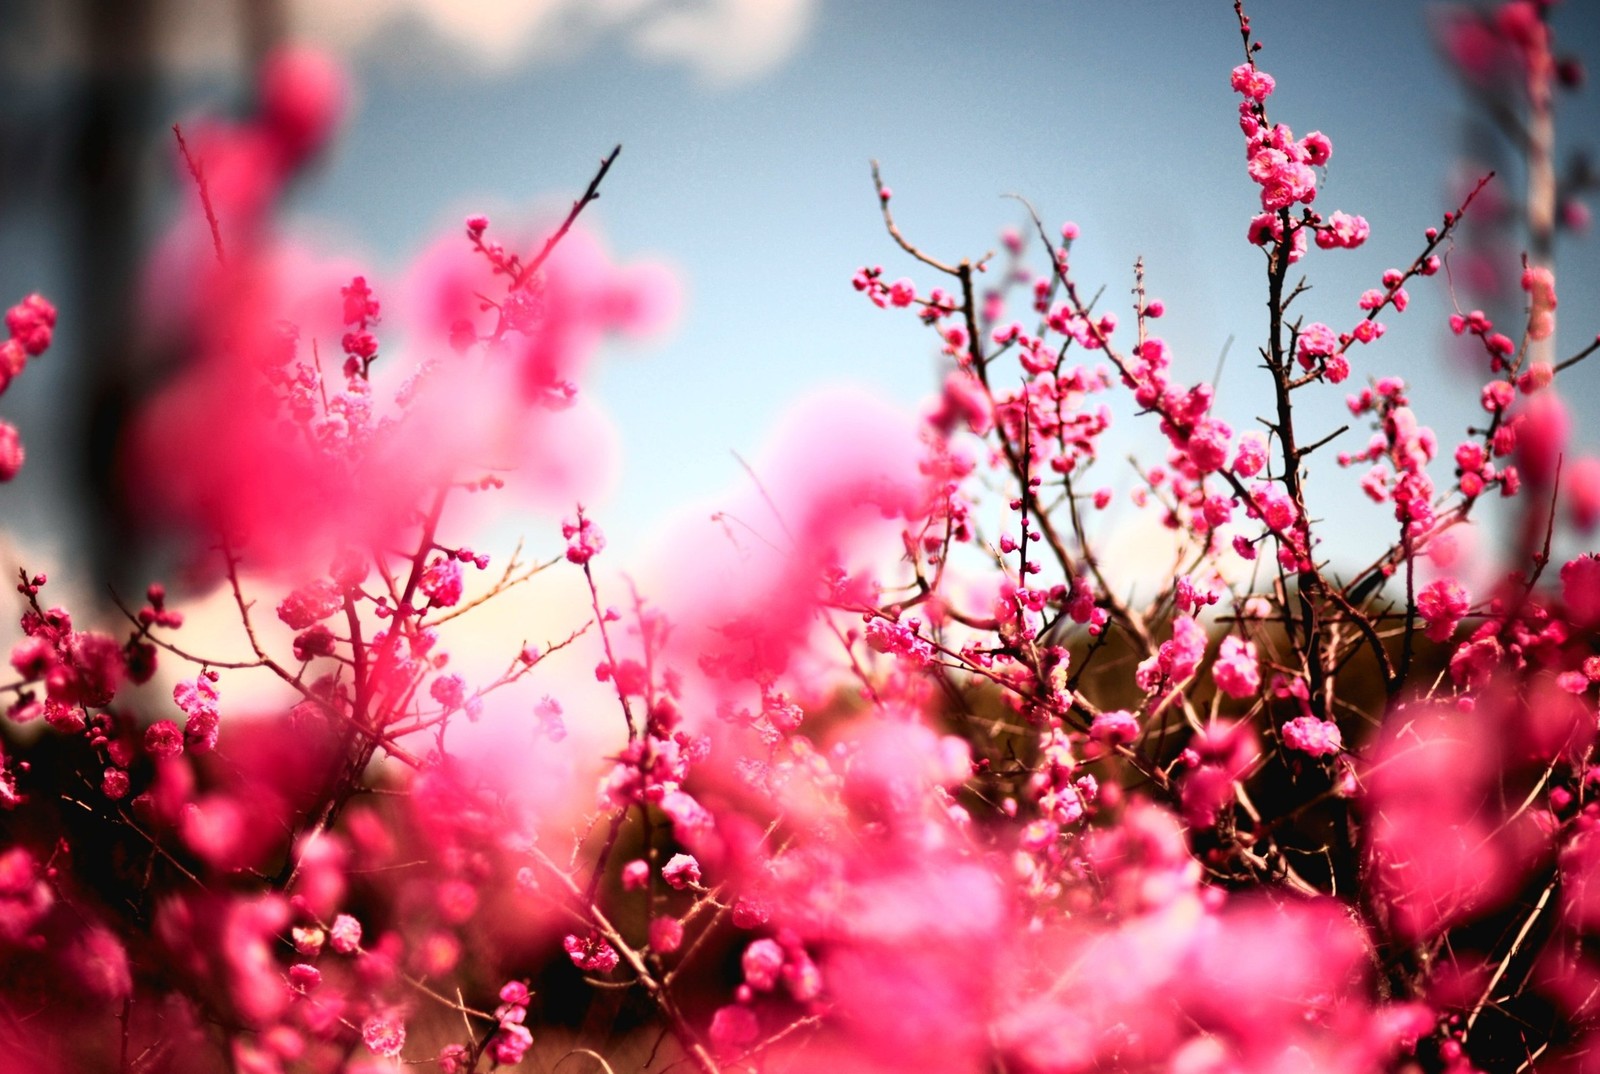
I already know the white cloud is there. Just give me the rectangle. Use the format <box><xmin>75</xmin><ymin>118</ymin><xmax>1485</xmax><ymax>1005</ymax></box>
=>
<box><xmin>630</xmin><ymin>0</ymin><xmax>815</xmax><ymax>86</ymax></box>
<box><xmin>1</xmin><ymin>0</ymin><xmax>816</xmax><ymax>86</ymax></box>
<box><xmin>289</xmin><ymin>0</ymin><xmax>818</xmax><ymax>84</ymax></box>
<box><xmin>292</xmin><ymin>0</ymin><xmax>571</xmax><ymax>69</ymax></box>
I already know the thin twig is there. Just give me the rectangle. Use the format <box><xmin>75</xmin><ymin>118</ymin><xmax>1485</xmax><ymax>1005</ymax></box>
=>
<box><xmin>510</xmin><ymin>145</ymin><xmax>622</xmax><ymax>291</ymax></box>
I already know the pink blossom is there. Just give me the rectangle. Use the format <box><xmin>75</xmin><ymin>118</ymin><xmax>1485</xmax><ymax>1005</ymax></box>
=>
<box><xmin>1360</xmin><ymin>464</ymin><xmax>1391</xmax><ymax>503</ymax></box>
<box><xmin>1557</xmin><ymin>670</ymin><xmax>1590</xmax><ymax>694</ymax></box>
<box><xmin>1250</xmin><ymin>481</ymin><xmax>1298</xmax><ymax>534</ymax></box>
<box><xmin>214</xmin><ymin>895</ymin><xmax>294</xmax><ymax>1026</ymax></box>
<box><xmin>1515</xmin><ymin>390</ymin><xmax>1569</xmax><ymax>488</ymax></box>
<box><xmin>0</xmin><ymin>421</ymin><xmax>22</xmax><ymax>483</ymax></box>
<box><xmin>1247</xmin><ymin>211</ymin><xmax>1306</xmax><ymax>261</ymax></box>
<box><xmin>1301</xmin><ymin>130</ymin><xmax>1332</xmax><ymax>165</ymax></box>
<box><xmin>8</xmin><ymin>19</ymin><xmax>1600</xmax><ymax>1069</ymax></box>
<box><xmin>662</xmin><ymin>853</ymin><xmax>702</xmax><ymax>890</ymax></box>
<box><xmin>1181</xmin><ymin>722</ymin><xmax>1260</xmax><ymax>829</ymax></box>
<box><xmin>927</xmin><ymin>370</ymin><xmax>993</xmax><ymax>437</ymax></box>
<box><xmin>1175</xmin><ymin>574</ymin><xmax>1221</xmax><ymax>613</ymax></box>
<box><xmin>288</xmin><ymin>962</ymin><xmax>321</xmax><ymax>993</ymax></box>
<box><xmin>35</xmin><ymin>629</ymin><xmax>125</xmax><ymax>709</ymax></box>
<box><xmin>1567</xmin><ymin>457</ymin><xmax>1600</xmax><ymax>531</ymax></box>
<box><xmin>5</xmin><ymin>293</ymin><xmax>57</xmax><ymax>356</ymax></box>
<box><xmin>361</xmin><ymin>1013</ymin><xmax>406</xmax><ymax>1059</ymax></box>
<box><xmin>1136</xmin><ymin>615</ymin><xmax>1207</xmax><ymax>693</ymax></box>
<box><xmin>1518</xmin><ymin>360</ymin><xmax>1553</xmax><ymax>394</ymax></box>
<box><xmin>434</xmin><ymin>879</ymin><xmax>477</xmax><ymax>925</ymax></box>
<box><xmin>562</xmin><ymin>513</ymin><xmax>605</xmax><ymax>565</ymax></box>
<box><xmin>1297</xmin><ymin>321</ymin><xmax>1338</xmax><ymax>363</ymax></box>
<box><xmin>563</xmin><ymin>931</ymin><xmax>620</xmax><ymax>974</ymax></box>
<box><xmin>1364</xmin><ymin>703</ymin><xmax>1547</xmax><ymax>941</ymax></box>
<box><xmin>183</xmin><ymin>797</ymin><xmax>257</xmax><ymax>868</ymax></box>
<box><xmin>1563</xmin><ymin>555</ymin><xmax>1600</xmax><ymax>629</ymax></box>
<box><xmin>258</xmin><ymin>46</ymin><xmax>345</xmax><ymax>166</ymax></box>
<box><xmin>329</xmin><ymin>912</ymin><xmax>362</xmax><ymax>954</ymax></box>
<box><xmin>1183</xmin><ymin>417</ymin><xmax>1232</xmax><ymax>475</ymax></box>
<box><xmin>709</xmin><ymin>1004</ymin><xmax>759</xmax><ymax>1057</ymax></box>
<box><xmin>1314</xmin><ymin>210</ymin><xmax>1370</xmax><ymax>250</ymax></box>
<box><xmin>277</xmin><ymin>580</ymin><xmax>342</xmax><ymax>630</ymax></box>
<box><xmin>1521</xmin><ymin>264</ymin><xmax>1557</xmax><ymax>341</ymax></box>
<box><xmin>174</xmin><ymin>672</ymin><xmax>221</xmax><ymax>752</ymax></box>
<box><xmin>864</xmin><ymin>616</ymin><xmax>935</xmax><ymax>668</ymax></box>
<box><xmin>1416</xmin><ymin>578</ymin><xmax>1470</xmax><ymax>642</ymax></box>
<box><xmin>102</xmin><ymin>767</ymin><xmax>130</xmax><ymax>800</ymax></box>
<box><xmin>1281</xmin><ymin>716</ymin><xmax>1342</xmax><ymax>758</ymax></box>
<box><xmin>488</xmin><ymin>1023</ymin><xmax>532</xmax><ymax>1066</ymax></box>
<box><xmin>63</xmin><ymin>924</ymin><xmax>132</xmax><ymax>1001</ymax></box>
<box><xmin>144</xmin><ymin>719</ymin><xmax>184</xmax><ymax>758</ymax></box>
<box><xmin>1449</xmin><ymin>634</ymin><xmax>1503</xmax><ymax>689</ymax></box>
<box><xmin>292</xmin><ymin>624</ymin><xmax>336</xmax><ymax>662</ymax></box>
<box><xmin>1090</xmin><ymin>709</ymin><xmax>1140</xmax><ymax>746</ymax></box>
<box><xmin>429</xmin><ymin>673</ymin><xmax>467</xmax><ymax>712</ymax></box>
<box><xmin>0</xmin><ymin>340</ymin><xmax>23</xmax><ymax>394</ymax></box>
<box><xmin>1230</xmin><ymin>63</ymin><xmax>1276</xmax><ymax>101</ymax></box>
<box><xmin>742</xmin><ymin>937</ymin><xmax>785</xmax><ymax>991</ymax></box>
<box><xmin>0</xmin><ymin>847</ymin><xmax>53</xmax><ymax>944</ymax></box>
<box><xmin>292</xmin><ymin>927</ymin><xmax>324</xmax><ymax>957</ymax></box>
<box><xmin>1250</xmin><ymin>146</ymin><xmax>1317</xmax><ymax>211</ymax></box>
<box><xmin>731</xmin><ymin>897</ymin><xmax>771</xmax><ymax>930</ymax></box>
<box><xmin>1232</xmin><ymin>431</ymin><xmax>1268</xmax><ymax>477</ymax></box>
<box><xmin>659</xmin><ymin>789</ymin><xmax>716</xmax><ymax>847</ymax></box>
<box><xmin>649</xmin><ymin>915</ymin><xmax>684</xmax><ymax>954</ymax></box>
<box><xmin>419</xmin><ymin>558</ymin><xmax>464</xmax><ymax>607</ymax></box>
<box><xmin>1212</xmin><ymin>636</ymin><xmax>1261</xmax><ymax>699</ymax></box>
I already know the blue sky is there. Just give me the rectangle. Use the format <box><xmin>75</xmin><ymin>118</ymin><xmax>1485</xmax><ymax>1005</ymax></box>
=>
<box><xmin>3</xmin><ymin>0</ymin><xmax>1598</xmax><ymax>579</ymax></box>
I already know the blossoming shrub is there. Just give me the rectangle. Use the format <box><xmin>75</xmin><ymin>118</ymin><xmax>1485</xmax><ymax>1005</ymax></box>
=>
<box><xmin>2</xmin><ymin>3</ymin><xmax>1598</xmax><ymax>1073</ymax></box>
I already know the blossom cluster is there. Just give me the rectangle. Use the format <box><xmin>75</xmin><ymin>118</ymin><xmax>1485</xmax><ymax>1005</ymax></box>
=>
<box><xmin>0</xmin><ymin>293</ymin><xmax>56</xmax><ymax>481</ymax></box>
<box><xmin>1</xmin><ymin>3</ymin><xmax>1599</xmax><ymax>1074</ymax></box>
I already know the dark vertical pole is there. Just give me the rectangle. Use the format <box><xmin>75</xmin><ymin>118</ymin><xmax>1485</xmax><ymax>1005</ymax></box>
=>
<box><xmin>71</xmin><ymin>0</ymin><xmax>159</xmax><ymax>597</ymax></box>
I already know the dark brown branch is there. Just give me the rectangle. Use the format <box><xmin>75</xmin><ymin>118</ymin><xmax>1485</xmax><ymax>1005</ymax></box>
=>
<box><xmin>510</xmin><ymin>144</ymin><xmax>622</xmax><ymax>291</ymax></box>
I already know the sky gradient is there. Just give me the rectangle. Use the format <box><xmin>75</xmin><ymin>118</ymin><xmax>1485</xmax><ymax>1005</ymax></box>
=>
<box><xmin>2</xmin><ymin>0</ymin><xmax>1598</xmax><ymax>581</ymax></box>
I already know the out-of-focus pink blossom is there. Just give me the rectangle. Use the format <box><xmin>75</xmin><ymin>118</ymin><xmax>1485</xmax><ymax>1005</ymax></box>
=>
<box><xmin>1522</xmin><ymin>264</ymin><xmax>1558</xmax><ymax>340</ymax></box>
<box><xmin>1515</xmin><ymin>390</ymin><xmax>1569</xmax><ymax>488</ymax></box>
<box><xmin>1567</xmin><ymin>457</ymin><xmax>1600</xmax><ymax>531</ymax></box>
<box><xmin>1365</xmin><ymin>703</ymin><xmax>1549</xmax><ymax>942</ymax></box>
<box><xmin>1563</xmin><ymin>555</ymin><xmax>1600</xmax><ymax>629</ymax></box>
<box><xmin>1090</xmin><ymin>709</ymin><xmax>1140</xmax><ymax>746</ymax></box>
